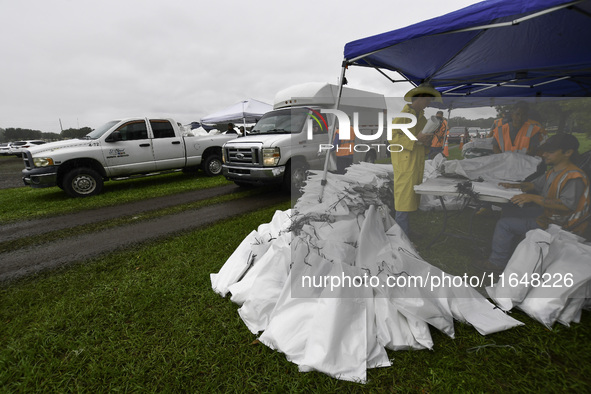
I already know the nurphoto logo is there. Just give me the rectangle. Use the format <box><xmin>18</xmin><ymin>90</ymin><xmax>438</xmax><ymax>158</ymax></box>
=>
<box><xmin>307</xmin><ymin>109</ymin><xmax>418</xmax><ymax>154</ymax></box>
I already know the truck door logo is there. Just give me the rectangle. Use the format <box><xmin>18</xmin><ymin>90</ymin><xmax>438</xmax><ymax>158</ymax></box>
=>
<box><xmin>106</xmin><ymin>148</ymin><xmax>129</xmax><ymax>159</ymax></box>
<box><xmin>306</xmin><ymin>108</ymin><xmax>328</xmax><ymax>133</ymax></box>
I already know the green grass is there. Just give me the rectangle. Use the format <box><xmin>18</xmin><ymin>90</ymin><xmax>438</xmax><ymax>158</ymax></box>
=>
<box><xmin>2</xmin><ymin>202</ymin><xmax>590</xmax><ymax>392</ymax></box>
<box><xmin>0</xmin><ymin>172</ymin><xmax>232</xmax><ymax>223</ymax></box>
<box><xmin>0</xmin><ymin>186</ymin><xmax>274</xmax><ymax>254</ymax></box>
<box><xmin>2</xmin><ymin>142</ymin><xmax>590</xmax><ymax>391</ymax></box>
<box><xmin>575</xmin><ymin>132</ymin><xmax>591</xmax><ymax>153</ymax></box>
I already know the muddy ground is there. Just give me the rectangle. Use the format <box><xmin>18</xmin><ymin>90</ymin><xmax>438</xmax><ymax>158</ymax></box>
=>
<box><xmin>0</xmin><ymin>156</ymin><xmax>290</xmax><ymax>283</ymax></box>
<box><xmin>0</xmin><ymin>155</ymin><xmax>26</xmax><ymax>189</ymax></box>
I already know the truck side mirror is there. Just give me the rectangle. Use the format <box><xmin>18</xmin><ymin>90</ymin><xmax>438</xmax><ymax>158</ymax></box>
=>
<box><xmin>106</xmin><ymin>132</ymin><xmax>122</xmax><ymax>142</ymax></box>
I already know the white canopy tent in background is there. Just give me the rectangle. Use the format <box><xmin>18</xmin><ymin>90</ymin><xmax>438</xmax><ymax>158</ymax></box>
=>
<box><xmin>200</xmin><ymin>99</ymin><xmax>272</xmax><ymax>126</ymax></box>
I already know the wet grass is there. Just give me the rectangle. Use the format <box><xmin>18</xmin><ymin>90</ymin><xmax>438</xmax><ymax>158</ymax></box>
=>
<box><xmin>1</xmin><ymin>142</ymin><xmax>590</xmax><ymax>391</ymax></box>
<box><xmin>1</xmin><ymin>201</ymin><xmax>590</xmax><ymax>392</ymax></box>
<box><xmin>0</xmin><ymin>186</ymin><xmax>275</xmax><ymax>254</ymax></box>
<box><xmin>0</xmin><ymin>171</ymin><xmax>233</xmax><ymax>223</ymax></box>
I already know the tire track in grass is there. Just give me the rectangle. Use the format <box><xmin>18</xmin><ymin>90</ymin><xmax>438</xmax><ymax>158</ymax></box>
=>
<box><xmin>0</xmin><ymin>192</ymin><xmax>289</xmax><ymax>283</ymax></box>
<box><xmin>0</xmin><ymin>184</ymin><xmax>240</xmax><ymax>242</ymax></box>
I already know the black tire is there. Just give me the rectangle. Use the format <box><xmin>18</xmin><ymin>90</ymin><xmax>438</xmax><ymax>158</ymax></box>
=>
<box><xmin>62</xmin><ymin>167</ymin><xmax>104</xmax><ymax>197</ymax></box>
<box><xmin>282</xmin><ymin>161</ymin><xmax>308</xmax><ymax>194</ymax></box>
<box><xmin>202</xmin><ymin>154</ymin><xmax>223</xmax><ymax>177</ymax></box>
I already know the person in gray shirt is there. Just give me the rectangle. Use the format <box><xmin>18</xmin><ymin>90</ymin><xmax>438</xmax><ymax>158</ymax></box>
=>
<box><xmin>476</xmin><ymin>133</ymin><xmax>590</xmax><ymax>273</ymax></box>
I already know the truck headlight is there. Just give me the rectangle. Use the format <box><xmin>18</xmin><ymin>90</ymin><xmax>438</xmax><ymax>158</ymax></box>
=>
<box><xmin>262</xmin><ymin>147</ymin><xmax>280</xmax><ymax>166</ymax></box>
<box><xmin>33</xmin><ymin>157</ymin><xmax>54</xmax><ymax>167</ymax></box>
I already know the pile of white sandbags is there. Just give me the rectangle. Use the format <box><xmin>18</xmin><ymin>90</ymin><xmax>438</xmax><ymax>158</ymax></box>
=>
<box><xmin>211</xmin><ymin>163</ymin><xmax>525</xmax><ymax>383</ymax></box>
<box><xmin>487</xmin><ymin>225</ymin><xmax>591</xmax><ymax>328</ymax></box>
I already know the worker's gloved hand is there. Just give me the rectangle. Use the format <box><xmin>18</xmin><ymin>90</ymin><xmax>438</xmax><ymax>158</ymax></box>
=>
<box><xmin>416</xmin><ymin>132</ymin><xmax>433</xmax><ymax>145</ymax></box>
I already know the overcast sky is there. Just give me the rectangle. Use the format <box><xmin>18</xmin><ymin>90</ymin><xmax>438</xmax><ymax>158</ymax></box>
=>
<box><xmin>1</xmin><ymin>0</ymin><xmax>480</xmax><ymax>134</ymax></box>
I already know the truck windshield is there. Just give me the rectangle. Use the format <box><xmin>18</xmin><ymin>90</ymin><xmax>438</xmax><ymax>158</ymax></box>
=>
<box><xmin>250</xmin><ymin>108</ymin><xmax>308</xmax><ymax>134</ymax></box>
<box><xmin>84</xmin><ymin>120</ymin><xmax>120</xmax><ymax>140</ymax></box>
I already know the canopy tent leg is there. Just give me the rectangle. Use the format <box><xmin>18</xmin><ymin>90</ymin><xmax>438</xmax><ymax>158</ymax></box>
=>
<box><xmin>318</xmin><ymin>61</ymin><xmax>348</xmax><ymax>203</ymax></box>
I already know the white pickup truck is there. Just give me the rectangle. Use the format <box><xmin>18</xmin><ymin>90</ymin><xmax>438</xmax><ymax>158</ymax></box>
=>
<box><xmin>22</xmin><ymin>117</ymin><xmax>237</xmax><ymax>197</ymax></box>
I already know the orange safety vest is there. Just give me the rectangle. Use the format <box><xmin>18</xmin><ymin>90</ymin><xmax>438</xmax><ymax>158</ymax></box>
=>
<box><xmin>493</xmin><ymin>118</ymin><xmax>505</xmax><ymax>128</ymax></box>
<box><xmin>334</xmin><ymin>127</ymin><xmax>355</xmax><ymax>157</ymax></box>
<box><xmin>493</xmin><ymin>120</ymin><xmax>543</xmax><ymax>153</ymax></box>
<box><xmin>538</xmin><ymin>163</ymin><xmax>590</xmax><ymax>234</ymax></box>
<box><xmin>431</xmin><ymin>119</ymin><xmax>448</xmax><ymax>148</ymax></box>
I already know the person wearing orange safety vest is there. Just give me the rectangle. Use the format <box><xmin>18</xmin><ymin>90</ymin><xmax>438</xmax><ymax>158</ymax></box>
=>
<box><xmin>487</xmin><ymin>114</ymin><xmax>507</xmax><ymax>138</ymax></box>
<box><xmin>332</xmin><ymin>126</ymin><xmax>355</xmax><ymax>174</ymax></box>
<box><xmin>491</xmin><ymin>102</ymin><xmax>545</xmax><ymax>155</ymax></box>
<box><xmin>475</xmin><ymin>133</ymin><xmax>589</xmax><ymax>272</ymax></box>
<box><xmin>428</xmin><ymin>110</ymin><xmax>448</xmax><ymax>159</ymax></box>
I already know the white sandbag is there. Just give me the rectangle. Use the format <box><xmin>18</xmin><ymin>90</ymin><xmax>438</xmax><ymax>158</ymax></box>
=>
<box><xmin>380</xmin><ymin>246</ymin><xmax>455</xmax><ymax>340</ymax></box>
<box><xmin>486</xmin><ymin>229</ymin><xmax>553</xmax><ymax>310</ymax></box>
<box><xmin>296</xmin><ymin>263</ymin><xmax>388</xmax><ymax>383</ymax></box>
<box><xmin>448</xmin><ymin>287</ymin><xmax>524</xmax><ymax>335</ymax></box>
<box><xmin>301</xmin><ymin>216</ymin><xmax>363</xmax><ymax>247</ymax></box>
<box><xmin>210</xmin><ymin>230</ymin><xmax>259</xmax><ymax>297</ymax></box>
<box><xmin>237</xmin><ymin>233</ymin><xmax>292</xmax><ymax>333</ymax></box>
<box><xmin>517</xmin><ymin>237</ymin><xmax>591</xmax><ymax>329</ymax></box>
<box><xmin>258</xmin><ymin>254</ymin><xmax>335</xmax><ymax>365</ymax></box>
<box><xmin>356</xmin><ymin>205</ymin><xmax>389</xmax><ymax>270</ymax></box>
<box><xmin>383</xmin><ymin>228</ymin><xmax>523</xmax><ymax>336</ymax></box>
<box><xmin>373</xmin><ymin>296</ymin><xmax>428</xmax><ymax>351</ymax></box>
<box><xmin>210</xmin><ymin>209</ymin><xmax>292</xmax><ymax>297</ymax></box>
<box><xmin>556</xmin><ymin>284</ymin><xmax>590</xmax><ymax>326</ymax></box>
<box><xmin>442</xmin><ymin>151</ymin><xmax>541</xmax><ymax>182</ymax></box>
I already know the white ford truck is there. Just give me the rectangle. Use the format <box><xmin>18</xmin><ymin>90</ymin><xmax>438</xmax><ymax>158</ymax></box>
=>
<box><xmin>22</xmin><ymin>117</ymin><xmax>237</xmax><ymax>197</ymax></box>
<box><xmin>221</xmin><ymin>82</ymin><xmax>388</xmax><ymax>192</ymax></box>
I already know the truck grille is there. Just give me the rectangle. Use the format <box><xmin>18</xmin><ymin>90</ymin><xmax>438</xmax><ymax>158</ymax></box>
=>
<box><xmin>23</xmin><ymin>151</ymin><xmax>33</xmax><ymax>169</ymax></box>
<box><xmin>225</xmin><ymin>146</ymin><xmax>260</xmax><ymax>165</ymax></box>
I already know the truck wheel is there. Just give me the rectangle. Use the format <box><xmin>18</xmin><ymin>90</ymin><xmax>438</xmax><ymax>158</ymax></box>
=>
<box><xmin>62</xmin><ymin>167</ymin><xmax>103</xmax><ymax>197</ymax></box>
<box><xmin>283</xmin><ymin>162</ymin><xmax>307</xmax><ymax>194</ymax></box>
<box><xmin>202</xmin><ymin>154</ymin><xmax>223</xmax><ymax>177</ymax></box>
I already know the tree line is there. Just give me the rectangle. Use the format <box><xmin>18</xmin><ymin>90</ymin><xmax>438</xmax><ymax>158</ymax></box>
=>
<box><xmin>0</xmin><ymin>127</ymin><xmax>92</xmax><ymax>143</ymax></box>
<box><xmin>495</xmin><ymin>98</ymin><xmax>591</xmax><ymax>135</ymax></box>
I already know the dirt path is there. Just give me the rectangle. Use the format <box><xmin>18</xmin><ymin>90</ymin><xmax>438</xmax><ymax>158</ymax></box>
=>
<box><xmin>0</xmin><ymin>190</ymin><xmax>288</xmax><ymax>283</ymax></box>
<box><xmin>0</xmin><ymin>157</ymin><xmax>290</xmax><ymax>283</ymax></box>
<box><xmin>0</xmin><ymin>184</ymin><xmax>239</xmax><ymax>242</ymax></box>
<box><xmin>0</xmin><ymin>156</ymin><xmax>25</xmax><ymax>189</ymax></box>
<box><xmin>0</xmin><ymin>158</ymin><xmax>290</xmax><ymax>283</ymax></box>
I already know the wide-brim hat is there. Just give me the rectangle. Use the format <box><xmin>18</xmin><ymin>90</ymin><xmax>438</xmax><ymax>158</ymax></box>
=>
<box><xmin>404</xmin><ymin>83</ymin><xmax>443</xmax><ymax>103</ymax></box>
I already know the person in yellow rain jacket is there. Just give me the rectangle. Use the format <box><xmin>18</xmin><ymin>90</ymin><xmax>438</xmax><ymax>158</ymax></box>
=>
<box><xmin>388</xmin><ymin>83</ymin><xmax>442</xmax><ymax>237</ymax></box>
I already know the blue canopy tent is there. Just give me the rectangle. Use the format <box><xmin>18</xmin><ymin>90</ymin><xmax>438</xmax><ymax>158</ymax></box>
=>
<box><xmin>317</xmin><ymin>0</ymin><xmax>591</xmax><ymax>199</ymax></box>
<box><xmin>341</xmin><ymin>0</ymin><xmax>591</xmax><ymax>101</ymax></box>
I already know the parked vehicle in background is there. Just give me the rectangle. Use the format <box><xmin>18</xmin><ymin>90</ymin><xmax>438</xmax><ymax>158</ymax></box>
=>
<box><xmin>447</xmin><ymin>127</ymin><xmax>466</xmax><ymax>143</ymax></box>
<box><xmin>468</xmin><ymin>127</ymin><xmax>480</xmax><ymax>138</ymax></box>
<box><xmin>22</xmin><ymin>118</ymin><xmax>237</xmax><ymax>197</ymax></box>
<box><xmin>0</xmin><ymin>142</ymin><xmax>13</xmax><ymax>155</ymax></box>
<box><xmin>221</xmin><ymin>82</ymin><xmax>388</xmax><ymax>192</ymax></box>
<box><xmin>8</xmin><ymin>140</ymin><xmax>46</xmax><ymax>157</ymax></box>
